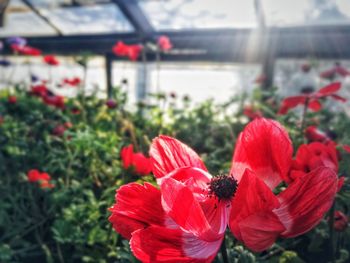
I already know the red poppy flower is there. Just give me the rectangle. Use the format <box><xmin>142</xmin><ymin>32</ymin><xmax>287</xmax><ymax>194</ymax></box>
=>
<box><xmin>43</xmin><ymin>95</ymin><xmax>65</xmax><ymax>109</ymax></box>
<box><xmin>11</xmin><ymin>44</ymin><xmax>41</xmax><ymax>56</ymax></box>
<box><xmin>27</xmin><ymin>169</ymin><xmax>54</xmax><ymax>189</ymax></box>
<box><xmin>71</xmin><ymin>107</ymin><xmax>81</xmax><ymax>115</ymax></box>
<box><xmin>278</xmin><ymin>82</ymin><xmax>346</xmax><ymax>115</ymax></box>
<box><xmin>343</xmin><ymin>145</ymin><xmax>350</xmax><ymax>153</ymax></box>
<box><xmin>31</xmin><ymin>84</ymin><xmax>48</xmax><ymax>97</ymax></box>
<box><xmin>157</xmin><ymin>35</ymin><xmax>172</xmax><ymax>51</ymax></box>
<box><xmin>243</xmin><ymin>105</ymin><xmax>263</xmax><ymax>119</ymax></box>
<box><xmin>43</xmin><ymin>55</ymin><xmax>59</xmax><ymax>66</ymax></box>
<box><xmin>120</xmin><ymin>145</ymin><xmax>152</xmax><ymax>176</ymax></box>
<box><xmin>8</xmin><ymin>96</ymin><xmax>17</xmax><ymax>104</ymax></box>
<box><xmin>112</xmin><ymin>41</ymin><xmax>143</xmax><ymax>61</ymax></box>
<box><xmin>320</xmin><ymin>63</ymin><xmax>350</xmax><ymax>79</ymax></box>
<box><xmin>63</xmin><ymin>77</ymin><xmax>81</xmax><ymax>87</ymax></box>
<box><xmin>52</xmin><ymin>125</ymin><xmax>67</xmax><ymax>137</ymax></box>
<box><xmin>288</xmin><ymin>141</ymin><xmax>338</xmax><ymax>183</ymax></box>
<box><xmin>305</xmin><ymin>126</ymin><xmax>331</xmax><ymax>143</ymax></box>
<box><xmin>333</xmin><ymin>211</ymin><xmax>348</xmax><ymax>232</ymax></box>
<box><xmin>110</xmin><ymin>118</ymin><xmax>338</xmax><ymax>261</ymax></box>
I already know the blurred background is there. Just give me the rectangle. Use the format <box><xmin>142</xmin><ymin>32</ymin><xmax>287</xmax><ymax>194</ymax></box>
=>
<box><xmin>0</xmin><ymin>0</ymin><xmax>350</xmax><ymax>105</ymax></box>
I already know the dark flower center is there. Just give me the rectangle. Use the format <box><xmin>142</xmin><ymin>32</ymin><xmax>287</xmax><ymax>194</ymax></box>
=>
<box><xmin>208</xmin><ymin>174</ymin><xmax>238</xmax><ymax>201</ymax></box>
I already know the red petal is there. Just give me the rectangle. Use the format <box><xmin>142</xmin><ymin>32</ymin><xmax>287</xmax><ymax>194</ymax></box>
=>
<box><xmin>120</xmin><ymin>145</ymin><xmax>133</xmax><ymax>169</ymax></box>
<box><xmin>231</xmin><ymin>118</ymin><xmax>293</xmax><ymax>189</ymax></box>
<box><xmin>158</xmin><ymin>167</ymin><xmax>211</xmax><ymax>197</ymax></box>
<box><xmin>150</xmin><ymin>135</ymin><xmax>207</xmax><ymax>178</ymax></box>
<box><xmin>343</xmin><ymin>145</ymin><xmax>350</xmax><ymax>153</ymax></box>
<box><xmin>316</xmin><ymin>82</ymin><xmax>341</xmax><ymax>96</ymax></box>
<box><xmin>161</xmin><ymin>177</ymin><xmax>227</xmax><ymax>241</ymax></box>
<box><xmin>278</xmin><ymin>96</ymin><xmax>306</xmax><ymax>114</ymax></box>
<box><xmin>274</xmin><ymin>167</ymin><xmax>337</xmax><ymax>238</ymax></box>
<box><xmin>308</xmin><ymin>100</ymin><xmax>322</xmax><ymax>112</ymax></box>
<box><xmin>337</xmin><ymin>176</ymin><xmax>345</xmax><ymax>192</ymax></box>
<box><xmin>132</xmin><ymin>153</ymin><xmax>152</xmax><ymax>175</ymax></box>
<box><xmin>229</xmin><ymin>170</ymin><xmax>283</xmax><ymax>248</ymax></box>
<box><xmin>27</xmin><ymin>169</ymin><xmax>41</xmax><ymax>182</ymax></box>
<box><xmin>108</xmin><ymin>183</ymin><xmax>165</xmax><ymax>239</ymax></box>
<box><xmin>130</xmin><ymin>226</ymin><xmax>221</xmax><ymax>263</ymax></box>
<box><xmin>331</xmin><ymin>94</ymin><xmax>347</xmax><ymax>102</ymax></box>
<box><xmin>239</xmin><ymin>212</ymin><xmax>285</xmax><ymax>252</ymax></box>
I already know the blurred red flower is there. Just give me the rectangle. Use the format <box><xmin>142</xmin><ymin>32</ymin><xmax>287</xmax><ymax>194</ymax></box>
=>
<box><xmin>8</xmin><ymin>96</ymin><xmax>17</xmax><ymax>104</ymax></box>
<box><xmin>120</xmin><ymin>145</ymin><xmax>152</xmax><ymax>176</ymax></box>
<box><xmin>31</xmin><ymin>84</ymin><xmax>48</xmax><ymax>97</ymax></box>
<box><xmin>254</xmin><ymin>73</ymin><xmax>266</xmax><ymax>84</ymax></box>
<box><xmin>289</xmin><ymin>141</ymin><xmax>338</xmax><ymax>183</ymax></box>
<box><xmin>278</xmin><ymin>82</ymin><xmax>346</xmax><ymax>114</ymax></box>
<box><xmin>63</xmin><ymin>77</ymin><xmax>81</xmax><ymax>87</ymax></box>
<box><xmin>112</xmin><ymin>41</ymin><xmax>143</xmax><ymax>61</ymax></box>
<box><xmin>320</xmin><ymin>63</ymin><xmax>350</xmax><ymax>79</ymax></box>
<box><xmin>44</xmin><ymin>55</ymin><xmax>59</xmax><ymax>66</ymax></box>
<box><xmin>243</xmin><ymin>105</ymin><xmax>263</xmax><ymax>119</ymax></box>
<box><xmin>343</xmin><ymin>145</ymin><xmax>350</xmax><ymax>153</ymax></box>
<box><xmin>27</xmin><ymin>169</ymin><xmax>54</xmax><ymax>189</ymax></box>
<box><xmin>11</xmin><ymin>44</ymin><xmax>41</xmax><ymax>56</ymax></box>
<box><xmin>305</xmin><ymin>126</ymin><xmax>331</xmax><ymax>143</ymax></box>
<box><xmin>43</xmin><ymin>95</ymin><xmax>65</xmax><ymax>109</ymax></box>
<box><xmin>333</xmin><ymin>211</ymin><xmax>348</xmax><ymax>232</ymax></box>
<box><xmin>52</xmin><ymin>125</ymin><xmax>67</xmax><ymax>137</ymax></box>
<box><xmin>110</xmin><ymin>118</ymin><xmax>338</xmax><ymax>261</ymax></box>
<box><xmin>157</xmin><ymin>35</ymin><xmax>172</xmax><ymax>51</ymax></box>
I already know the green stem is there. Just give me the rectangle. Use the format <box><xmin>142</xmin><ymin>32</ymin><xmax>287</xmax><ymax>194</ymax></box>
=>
<box><xmin>300</xmin><ymin>97</ymin><xmax>309</xmax><ymax>141</ymax></box>
<box><xmin>328</xmin><ymin>202</ymin><xmax>335</xmax><ymax>263</ymax></box>
<box><xmin>220</xmin><ymin>236</ymin><xmax>229</xmax><ymax>263</ymax></box>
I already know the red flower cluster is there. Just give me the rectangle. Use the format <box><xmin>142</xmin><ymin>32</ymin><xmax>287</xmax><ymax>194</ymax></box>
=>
<box><xmin>8</xmin><ymin>96</ymin><xmax>17</xmax><ymax>104</ymax></box>
<box><xmin>27</xmin><ymin>169</ymin><xmax>54</xmax><ymax>189</ymax></box>
<box><xmin>120</xmin><ymin>145</ymin><xmax>152</xmax><ymax>176</ymax></box>
<box><xmin>30</xmin><ymin>84</ymin><xmax>65</xmax><ymax>109</ymax></box>
<box><xmin>52</xmin><ymin>122</ymin><xmax>72</xmax><ymax>137</ymax></box>
<box><xmin>62</xmin><ymin>77</ymin><xmax>81</xmax><ymax>87</ymax></box>
<box><xmin>243</xmin><ymin>105</ymin><xmax>263</xmax><ymax>119</ymax></box>
<box><xmin>305</xmin><ymin>126</ymin><xmax>331</xmax><ymax>143</ymax></box>
<box><xmin>43</xmin><ymin>55</ymin><xmax>59</xmax><ymax>66</ymax></box>
<box><xmin>11</xmin><ymin>44</ymin><xmax>41</xmax><ymax>56</ymax></box>
<box><xmin>320</xmin><ymin>63</ymin><xmax>350</xmax><ymax>79</ymax></box>
<box><xmin>112</xmin><ymin>41</ymin><xmax>143</xmax><ymax>61</ymax></box>
<box><xmin>157</xmin><ymin>35</ymin><xmax>172</xmax><ymax>51</ymax></box>
<box><xmin>110</xmin><ymin>118</ymin><xmax>338</xmax><ymax>261</ymax></box>
<box><xmin>279</xmin><ymin>82</ymin><xmax>346</xmax><ymax>115</ymax></box>
<box><xmin>289</xmin><ymin>141</ymin><xmax>338</xmax><ymax>183</ymax></box>
<box><xmin>333</xmin><ymin>211</ymin><xmax>348</xmax><ymax>232</ymax></box>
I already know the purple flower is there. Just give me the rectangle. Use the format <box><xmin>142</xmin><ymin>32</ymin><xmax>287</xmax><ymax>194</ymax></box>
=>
<box><xmin>0</xmin><ymin>59</ymin><xmax>11</xmax><ymax>67</ymax></box>
<box><xmin>6</xmin><ymin>37</ymin><xmax>27</xmax><ymax>47</ymax></box>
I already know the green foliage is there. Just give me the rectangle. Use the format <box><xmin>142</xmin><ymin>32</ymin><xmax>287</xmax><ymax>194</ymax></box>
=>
<box><xmin>0</xmin><ymin>85</ymin><xmax>349</xmax><ymax>262</ymax></box>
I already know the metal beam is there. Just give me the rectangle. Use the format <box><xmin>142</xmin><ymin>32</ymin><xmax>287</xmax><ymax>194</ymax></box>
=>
<box><xmin>105</xmin><ymin>53</ymin><xmax>114</xmax><ymax>98</ymax></box>
<box><xmin>22</xmin><ymin>0</ymin><xmax>63</xmax><ymax>36</ymax></box>
<box><xmin>112</xmin><ymin>0</ymin><xmax>154</xmax><ymax>40</ymax></box>
<box><xmin>2</xmin><ymin>26</ymin><xmax>350</xmax><ymax>61</ymax></box>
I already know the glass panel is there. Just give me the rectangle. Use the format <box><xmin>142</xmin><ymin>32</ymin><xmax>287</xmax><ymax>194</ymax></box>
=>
<box><xmin>28</xmin><ymin>2</ymin><xmax>134</xmax><ymax>35</ymax></box>
<box><xmin>148</xmin><ymin>63</ymin><xmax>261</xmax><ymax>104</ymax></box>
<box><xmin>138</xmin><ymin>0</ymin><xmax>257</xmax><ymax>30</ymax></box>
<box><xmin>0</xmin><ymin>0</ymin><xmax>57</xmax><ymax>37</ymax></box>
<box><xmin>262</xmin><ymin>0</ymin><xmax>350</xmax><ymax>27</ymax></box>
